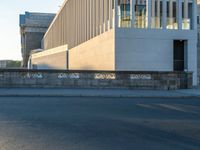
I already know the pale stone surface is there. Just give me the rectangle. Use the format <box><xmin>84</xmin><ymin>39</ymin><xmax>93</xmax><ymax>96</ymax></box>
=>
<box><xmin>69</xmin><ymin>30</ymin><xmax>115</xmax><ymax>70</ymax></box>
<box><xmin>115</xmin><ymin>29</ymin><xmax>197</xmax><ymax>86</ymax></box>
<box><xmin>31</xmin><ymin>45</ymin><xmax>68</xmax><ymax>69</ymax></box>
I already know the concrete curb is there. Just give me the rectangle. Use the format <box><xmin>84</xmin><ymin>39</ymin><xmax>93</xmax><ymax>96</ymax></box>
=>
<box><xmin>0</xmin><ymin>93</ymin><xmax>199</xmax><ymax>98</ymax></box>
<box><xmin>0</xmin><ymin>88</ymin><xmax>200</xmax><ymax>98</ymax></box>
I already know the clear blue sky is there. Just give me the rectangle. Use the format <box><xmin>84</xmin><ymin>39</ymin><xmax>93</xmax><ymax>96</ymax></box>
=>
<box><xmin>0</xmin><ymin>0</ymin><xmax>63</xmax><ymax>60</ymax></box>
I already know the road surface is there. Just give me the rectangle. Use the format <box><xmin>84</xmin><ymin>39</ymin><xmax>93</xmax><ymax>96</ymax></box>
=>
<box><xmin>0</xmin><ymin>97</ymin><xmax>199</xmax><ymax>150</ymax></box>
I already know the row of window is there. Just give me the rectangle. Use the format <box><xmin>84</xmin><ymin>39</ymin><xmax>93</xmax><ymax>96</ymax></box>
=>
<box><xmin>118</xmin><ymin>0</ymin><xmax>193</xmax><ymax>30</ymax></box>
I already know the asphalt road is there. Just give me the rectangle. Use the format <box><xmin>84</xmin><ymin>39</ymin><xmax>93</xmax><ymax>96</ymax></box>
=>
<box><xmin>0</xmin><ymin>97</ymin><xmax>199</xmax><ymax>150</ymax></box>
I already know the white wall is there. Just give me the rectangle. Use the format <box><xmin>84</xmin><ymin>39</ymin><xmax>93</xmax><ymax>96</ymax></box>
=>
<box><xmin>115</xmin><ymin>28</ymin><xmax>197</xmax><ymax>85</ymax></box>
<box><xmin>31</xmin><ymin>45</ymin><xmax>68</xmax><ymax>70</ymax></box>
<box><xmin>69</xmin><ymin>30</ymin><xmax>115</xmax><ymax>70</ymax></box>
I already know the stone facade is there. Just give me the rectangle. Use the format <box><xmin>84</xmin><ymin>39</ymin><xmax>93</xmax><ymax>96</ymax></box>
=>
<box><xmin>0</xmin><ymin>70</ymin><xmax>193</xmax><ymax>90</ymax></box>
<box><xmin>20</xmin><ymin>12</ymin><xmax>55</xmax><ymax>68</ymax></box>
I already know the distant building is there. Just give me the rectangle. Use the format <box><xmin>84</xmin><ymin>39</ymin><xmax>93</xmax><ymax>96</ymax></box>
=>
<box><xmin>19</xmin><ymin>12</ymin><xmax>55</xmax><ymax>68</ymax></box>
<box><xmin>29</xmin><ymin>0</ymin><xmax>197</xmax><ymax>86</ymax></box>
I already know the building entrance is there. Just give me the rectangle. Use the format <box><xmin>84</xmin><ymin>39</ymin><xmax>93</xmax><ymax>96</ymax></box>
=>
<box><xmin>173</xmin><ymin>40</ymin><xmax>186</xmax><ymax>71</ymax></box>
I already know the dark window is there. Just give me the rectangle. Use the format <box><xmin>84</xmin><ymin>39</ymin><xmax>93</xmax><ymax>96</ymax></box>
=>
<box><xmin>174</xmin><ymin>40</ymin><xmax>185</xmax><ymax>71</ymax></box>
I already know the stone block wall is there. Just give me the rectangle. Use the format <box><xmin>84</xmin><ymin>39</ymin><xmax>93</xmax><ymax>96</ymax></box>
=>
<box><xmin>0</xmin><ymin>69</ymin><xmax>192</xmax><ymax>90</ymax></box>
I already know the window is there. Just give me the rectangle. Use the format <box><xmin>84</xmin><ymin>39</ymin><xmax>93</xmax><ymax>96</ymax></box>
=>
<box><xmin>135</xmin><ymin>1</ymin><xmax>147</xmax><ymax>28</ymax></box>
<box><xmin>166</xmin><ymin>1</ymin><xmax>178</xmax><ymax>29</ymax></box>
<box><xmin>118</xmin><ymin>0</ymin><xmax>131</xmax><ymax>28</ymax></box>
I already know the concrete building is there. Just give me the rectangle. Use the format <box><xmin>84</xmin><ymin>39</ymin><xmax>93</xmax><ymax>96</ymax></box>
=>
<box><xmin>197</xmin><ymin>0</ymin><xmax>200</xmax><ymax>83</ymax></box>
<box><xmin>30</xmin><ymin>0</ymin><xmax>198</xmax><ymax>85</ymax></box>
<box><xmin>20</xmin><ymin>12</ymin><xmax>55</xmax><ymax>68</ymax></box>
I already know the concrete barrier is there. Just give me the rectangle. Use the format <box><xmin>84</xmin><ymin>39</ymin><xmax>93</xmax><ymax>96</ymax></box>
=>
<box><xmin>0</xmin><ymin>69</ymin><xmax>192</xmax><ymax>90</ymax></box>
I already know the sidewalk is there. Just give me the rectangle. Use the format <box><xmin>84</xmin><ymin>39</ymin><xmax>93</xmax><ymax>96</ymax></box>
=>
<box><xmin>0</xmin><ymin>87</ymin><xmax>200</xmax><ymax>98</ymax></box>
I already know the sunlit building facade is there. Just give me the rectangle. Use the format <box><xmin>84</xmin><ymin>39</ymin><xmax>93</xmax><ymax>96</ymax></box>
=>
<box><xmin>30</xmin><ymin>0</ymin><xmax>198</xmax><ymax>85</ymax></box>
<box><xmin>118</xmin><ymin>0</ymin><xmax>194</xmax><ymax>30</ymax></box>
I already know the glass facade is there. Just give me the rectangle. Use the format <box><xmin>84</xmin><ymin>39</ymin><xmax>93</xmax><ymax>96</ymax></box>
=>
<box><xmin>118</xmin><ymin>0</ymin><xmax>132</xmax><ymax>28</ymax></box>
<box><xmin>152</xmin><ymin>0</ymin><xmax>162</xmax><ymax>28</ymax></box>
<box><xmin>166</xmin><ymin>1</ymin><xmax>178</xmax><ymax>29</ymax></box>
<box><xmin>117</xmin><ymin>0</ymin><xmax>194</xmax><ymax>30</ymax></box>
<box><xmin>135</xmin><ymin>1</ymin><xmax>147</xmax><ymax>28</ymax></box>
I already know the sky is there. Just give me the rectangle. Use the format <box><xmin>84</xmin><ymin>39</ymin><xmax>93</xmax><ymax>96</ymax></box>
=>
<box><xmin>0</xmin><ymin>0</ymin><xmax>63</xmax><ymax>60</ymax></box>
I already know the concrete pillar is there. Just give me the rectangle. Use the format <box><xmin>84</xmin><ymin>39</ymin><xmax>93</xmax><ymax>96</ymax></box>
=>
<box><xmin>112</xmin><ymin>0</ymin><xmax>115</xmax><ymax>29</ymax></box>
<box><xmin>109</xmin><ymin>0</ymin><xmax>112</xmax><ymax>29</ymax></box>
<box><xmin>162</xmin><ymin>0</ymin><xmax>167</xmax><ymax>29</ymax></box>
<box><xmin>157</xmin><ymin>0</ymin><xmax>160</xmax><ymax>28</ymax></box>
<box><xmin>177</xmin><ymin>0</ymin><xmax>182</xmax><ymax>30</ymax></box>
<box><xmin>192</xmin><ymin>0</ymin><xmax>197</xmax><ymax>30</ymax></box>
<box><xmin>183</xmin><ymin>0</ymin><xmax>188</xmax><ymax>29</ymax></box>
<box><xmin>152</xmin><ymin>0</ymin><xmax>155</xmax><ymax>28</ymax></box>
<box><xmin>169</xmin><ymin>0</ymin><xmax>173</xmax><ymax>29</ymax></box>
<box><xmin>184</xmin><ymin>0</ymin><xmax>188</xmax><ymax>19</ymax></box>
<box><xmin>103</xmin><ymin>0</ymin><xmax>105</xmax><ymax>31</ymax></box>
<box><xmin>131</xmin><ymin>0</ymin><xmax>135</xmax><ymax>28</ymax></box>
<box><xmin>115</xmin><ymin>0</ymin><xmax>119</xmax><ymax>28</ymax></box>
<box><xmin>147</xmin><ymin>0</ymin><xmax>152</xmax><ymax>28</ymax></box>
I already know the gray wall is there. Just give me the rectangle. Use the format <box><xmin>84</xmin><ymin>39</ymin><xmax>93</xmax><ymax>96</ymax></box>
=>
<box><xmin>23</xmin><ymin>32</ymin><xmax>44</xmax><ymax>66</ymax></box>
<box><xmin>115</xmin><ymin>22</ymin><xmax>197</xmax><ymax>86</ymax></box>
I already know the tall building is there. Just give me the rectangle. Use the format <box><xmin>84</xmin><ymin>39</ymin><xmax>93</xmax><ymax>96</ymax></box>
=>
<box><xmin>19</xmin><ymin>12</ymin><xmax>55</xmax><ymax>68</ymax></box>
<box><xmin>29</xmin><ymin>0</ymin><xmax>197</xmax><ymax>85</ymax></box>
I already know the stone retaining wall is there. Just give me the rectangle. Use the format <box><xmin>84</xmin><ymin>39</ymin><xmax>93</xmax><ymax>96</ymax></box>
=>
<box><xmin>0</xmin><ymin>69</ymin><xmax>193</xmax><ymax>90</ymax></box>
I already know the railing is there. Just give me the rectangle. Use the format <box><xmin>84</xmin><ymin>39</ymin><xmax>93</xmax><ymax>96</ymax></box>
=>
<box><xmin>0</xmin><ymin>69</ymin><xmax>193</xmax><ymax>90</ymax></box>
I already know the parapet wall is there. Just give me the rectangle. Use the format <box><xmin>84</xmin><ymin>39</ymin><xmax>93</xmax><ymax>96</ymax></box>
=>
<box><xmin>0</xmin><ymin>69</ymin><xmax>192</xmax><ymax>90</ymax></box>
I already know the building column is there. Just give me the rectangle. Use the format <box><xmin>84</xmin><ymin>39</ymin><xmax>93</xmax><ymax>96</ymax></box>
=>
<box><xmin>192</xmin><ymin>0</ymin><xmax>197</xmax><ymax>30</ymax></box>
<box><xmin>162</xmin><ymin>0</ymin><xmax>167</xmax><ymax>29</ymax></box>
<box><xmin>115</xmin><ymin>0</ymin><xmax>119</xmax><ymax>28</ymax></box>
<box><xmin>152</xmin><ymin>0</ymin><xmax>155</xmax><ymax>28</ymax></box>
<box><xmin>169</xmin><ymin>0</ymin><xmax>173</xmax><ymax>29</ymax></box>
<box><xmin>157</xmin><ymin>0</ymin><xmax>160</xmax><ymax>28</ymax></box>
<box><xmin>184</xmin><ymin>0</ymin><xmax>188</xmax><ymax>19</ymax></box>
<box><xmin>147</xmin><ymin>0</ymin><xmax>152</xmax><ymax>28</ymax></box>
<box><xmin>131</xmin><ymin>0</ymin><xmax>135</xmax><ymax>28</ymax></box>
<box><xmin>177</xmin><ymin>0</ymin><xmax>182</xmax><ymax>30</ymax></box>
<box><xmin>112</xmin><ymin>0</ymin><xmax>115</xmax><ymax>28</ymax></box>
<box><xmin>183</xmin><ymin>0</ymin><xmax>188</xmax><ymax>29</ymax></box>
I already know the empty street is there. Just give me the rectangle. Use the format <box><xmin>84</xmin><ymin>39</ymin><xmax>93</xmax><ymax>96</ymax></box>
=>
<box><xmin>0</xmin><ymin>97</ymin><xmax>199</xmax><ymax>150</ymax></box>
